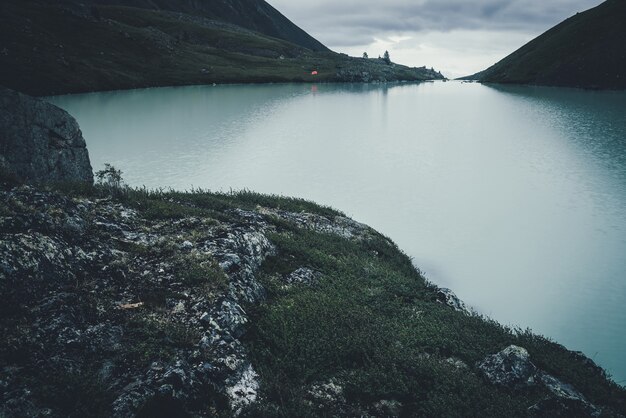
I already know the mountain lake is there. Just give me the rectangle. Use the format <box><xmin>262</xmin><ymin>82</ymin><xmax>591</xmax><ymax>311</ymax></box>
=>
<box><xmin>48</xmin><ymin>81</ymin><xmax>626</xmax><ymax>384</ymax></box>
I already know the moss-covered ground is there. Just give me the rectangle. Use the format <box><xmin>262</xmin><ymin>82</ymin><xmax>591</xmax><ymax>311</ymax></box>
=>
<box><xmin>2</xmin><ymin>179</ymin><xmax>625</xmax><ymax>416</ymax></box>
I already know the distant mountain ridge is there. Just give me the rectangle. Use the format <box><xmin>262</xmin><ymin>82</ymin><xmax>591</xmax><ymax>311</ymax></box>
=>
<box><xmin>463</xmin><ymin>0</ymin><xmax>626</xmax><ymax>90</ymax></box>
<box><xmin>66</xmin><ymin>0</ymin><xmax>329</xmax><ymax>51</ymax></box>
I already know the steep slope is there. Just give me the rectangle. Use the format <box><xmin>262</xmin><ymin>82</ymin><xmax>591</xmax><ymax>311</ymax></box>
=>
<box><xmin>0</xmin><ymin>1</ymin><xmax>444</xmax><ymax>96</ymax></box>
<box><xmin>463</xmin><ymin>0</ymin><xmax>626</xmax><ymax>90</ymax></box>
<box><xmin>62</xmin><ymin>0</ymin><xmax>329</xmax><ymax>51</ymax></box>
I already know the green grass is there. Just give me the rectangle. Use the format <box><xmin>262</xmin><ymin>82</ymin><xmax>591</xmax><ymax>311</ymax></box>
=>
<box><xmin>242</xmin><ymin>224</ymin><xmax>626</xmax><ymax>416</ymax></box>
<box><xmin>0</xmin><ymin>2</ymin><xmax>443</xmax><ymax>96</ymax></box>
<box><xmin>22</xmin><ymin>368</ymin><xmax>115</xmax><ymax>418</ymax></box>
<box><xmin>121</xmin><ymin>316</ymin><xmax>200</xmax><ymax>369</ymax></box>
<box><xmin>52</xmin><ymin>182</ymin><xmax>343</xmax><ymax>221</ymax></box>
<box><xmin>174</xmin><ymin>254</ymin><xmax>228</xmax><ymax>288</ymax></box>
<box><xmin>6</xmin><ymin>181</ymin><xmax>625</xmax><ymax>416</ymax></box>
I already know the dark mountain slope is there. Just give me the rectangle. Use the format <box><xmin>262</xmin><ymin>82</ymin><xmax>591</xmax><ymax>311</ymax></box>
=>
<box><xmin>64</xmin><ymin>0</ymin><xmax>329</xmax><ymax>51</ymax></box>
<box><xmin>0</xmin><ymin>1</ymin><xmax>444</xmax><ymax>96</ymax></box>
<box><xmin>463</xmin><ymin>0</ymin><xmax>626</xmax><ymax>90</ymax></box>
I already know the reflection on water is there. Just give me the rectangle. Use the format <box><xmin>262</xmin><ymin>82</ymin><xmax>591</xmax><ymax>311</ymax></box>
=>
<box><xmin>48</xmin><ymin>82</ymin><xmax>626</xmax><ymax>384</ymax></box>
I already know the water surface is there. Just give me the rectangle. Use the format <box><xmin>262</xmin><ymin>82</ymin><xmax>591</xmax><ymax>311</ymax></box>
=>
<box><xmin>49</xmin><ymin>82</ymin><xmax>626</xmax><ymax>383</ymax></box>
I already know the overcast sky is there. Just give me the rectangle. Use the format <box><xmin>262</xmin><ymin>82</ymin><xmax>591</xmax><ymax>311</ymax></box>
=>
<box><xmin>268</xmin><ymin>0</ymin><xmax>604</xmax><ymax>79</ymax></box>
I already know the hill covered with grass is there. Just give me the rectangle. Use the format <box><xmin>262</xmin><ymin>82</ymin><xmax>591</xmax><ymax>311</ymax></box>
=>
<box><xmin>77</xmin><ymin>0</ymin><xmax>330</xmax><ymax>52</ymax></box>
<box><xmin>0</xmin><ymin>0</ymin><xmax>444</xmax><ymax>96</ymax></box>
<box><xmin>463</xmin><ymin>0</ymin><xmax>626</xmax><ymax>90</ymax></box>
<box><xmin>1</xmin><ymin>177</ymin><xmax>625</xmax><ymax>417</ymax></box>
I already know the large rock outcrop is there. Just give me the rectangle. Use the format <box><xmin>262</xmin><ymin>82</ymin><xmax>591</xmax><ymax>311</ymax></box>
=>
<box><xmin>0</xmin><ymin>87</ymin><xmax>93</xmax><ymax>183</ymax></box>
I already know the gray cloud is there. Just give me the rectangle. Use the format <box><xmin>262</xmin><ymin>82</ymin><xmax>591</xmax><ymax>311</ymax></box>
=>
<box><xmin>269</xmin><ymin>0</ymin><xmax>604</xmax><ymax>46</ymax></box>
<box><xmin>267</xmin><ymin>0</ymin><xmax>605</xmax><ymax>78</ymax></box>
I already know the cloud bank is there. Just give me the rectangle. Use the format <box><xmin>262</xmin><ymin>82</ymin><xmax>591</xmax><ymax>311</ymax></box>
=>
<box><xmin>268</xmin><ymin>0</ymin><xmax>604</xmax><ymax>78</ymax></box>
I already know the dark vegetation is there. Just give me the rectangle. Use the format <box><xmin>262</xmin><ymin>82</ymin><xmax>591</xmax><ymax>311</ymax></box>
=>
<box><xmin>244</xmin><ymin>221</ymin><xmax>626</xmax><ymax>416</ymax></box>
<box><xmin>0</xmin><ymin>0</ymin><xmax>444</xmax><ymax>96</ymax></box>
<box><xmin>2</xmin><ymin>171</ymin><xmax>624</xmax><ymax>416</ymax></box>
<box><xmin>463</xmin><ymin>0</ymin><xmax>626</xmax><ymax>90</ymax></box>
<box><xmin>76</xmin><ymin>0</ymin><xmax>329</xmax><ymax>52</ymax></box>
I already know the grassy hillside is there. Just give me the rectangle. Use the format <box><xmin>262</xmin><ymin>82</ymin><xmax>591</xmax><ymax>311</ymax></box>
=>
<box><xmin>0</xmin><ymin>1</ymin><xmax>443</xmax><ymax>96</ymax></box>
<box><xmin>463</xmin><ymin>0</ymin><xmax>626</xmax><ymax>90</ymax></box>
<box><xmin>80</xmin><ymin>0</ymin><xmax>330</xmax><ymax>52</ymax></box>
<box><xmin>1</xmin><ymin>176</ymin><xmax>625</xmax><ymax>417</ymax></box>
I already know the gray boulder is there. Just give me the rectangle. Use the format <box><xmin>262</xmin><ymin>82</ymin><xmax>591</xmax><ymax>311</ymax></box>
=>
<box><xmin>0</xmin><ymin>87</ymin><xmax>93</xmax><ymax>183</ymax></box>
<box><xmin>477</xmin><ymin>345</ymin><xmax>537</xmax><ymax>387</ymax></box>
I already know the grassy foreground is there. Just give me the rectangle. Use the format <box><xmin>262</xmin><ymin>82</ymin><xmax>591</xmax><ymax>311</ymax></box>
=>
<box><xmin>2</xmin><ymin>178</ymin><xmax>622</xmax><ymax>417</ymax></box>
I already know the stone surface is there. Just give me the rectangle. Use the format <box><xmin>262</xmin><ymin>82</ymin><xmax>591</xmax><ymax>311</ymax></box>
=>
<box><xmin>478</xmin><ymin>346</ymin><xmax>603</xmax><ymax>417</ymax></box>
<box><xmin>307</xmin><ymin>379</ymin><xmax>345</xmax><ymax>406</ymax></box>
<box><xmin>1</xmin><ymin>184</ymin><xmax>619</xmax><ymax>417</ymax></box>
<box><xmin>284</xmin><ymin>267</ymin><xmax>321</xmax><ymax>286</ymax></box>
<box><xmin>0</xmin><ymin>87</ymin><xmax>93</xmax><ymax>183</ymax></box>
<box><xmin>530</xmin><ymin>373</ymin><xmax>601</xmax><ymax>417</ymax></box>
<box><xmin>0</xmin><ymin>185</ymin><xmax>275</xmax><ymax>417</ymax></box>
<box><xmin>436</xmin><ymin>287</ymin><xmax>472</xmax><ymax>314</ymax></box>
<box><xmin>258</xmin><ymin>206</ymin><xmax>375</xmax><ymax>240</ymax></box>
<box><xmin>477</xmin><ymin>345</ymin><xmax>537</xmax><ymax>388</ymax></box>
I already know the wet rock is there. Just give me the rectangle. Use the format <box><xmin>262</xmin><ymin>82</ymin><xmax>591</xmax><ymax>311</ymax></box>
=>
<box><xmin>0</xmin><ymin>87</ymin><xmax>93</xmax><ymax>183</ymax></box>
<box><xmin>477</xmin><ymin>345</ymin><xmax>537</xmax><ymax>388</ymax></box>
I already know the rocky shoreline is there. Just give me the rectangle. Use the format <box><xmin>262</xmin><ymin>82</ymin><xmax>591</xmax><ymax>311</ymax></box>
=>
<box><xmin>1</xmin><ymin>183</ymin><xmax>624</xmax><ymax>417</ymax></box>
<box><xmin>0</xmin><ymin>88</ymin><xmax>624</xmax><ymax>417</ymax></box>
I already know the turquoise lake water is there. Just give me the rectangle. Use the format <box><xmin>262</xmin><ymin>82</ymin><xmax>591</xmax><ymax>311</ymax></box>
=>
<box><xmin>48</xmin><ymin>81</ymin><xmax>626</xmax><ymax>384</ymax></box>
